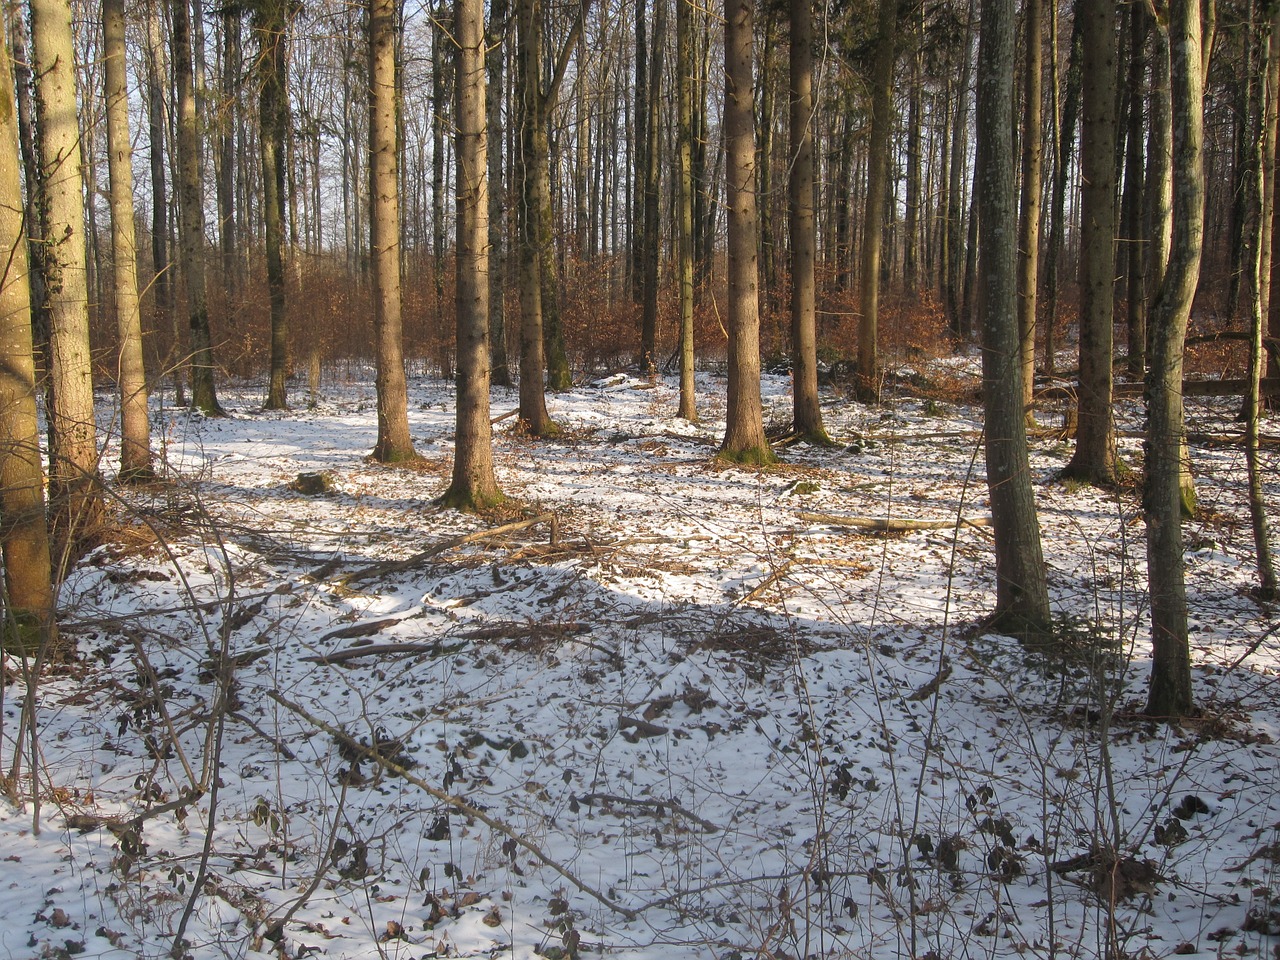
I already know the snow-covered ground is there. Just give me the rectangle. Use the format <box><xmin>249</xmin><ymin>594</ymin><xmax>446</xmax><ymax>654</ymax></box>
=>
<box><xmin>2</xmin><ymin>361</ymin><xmax>1278</xmax><ymax>960</ymax></box>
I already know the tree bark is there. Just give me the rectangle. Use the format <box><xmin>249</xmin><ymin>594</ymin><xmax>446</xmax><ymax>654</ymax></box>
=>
<box><xmin>1144</xmin><ymin>0</ymin><xmax>1207</xmax><ymax>719</ymax></box>
<box><xmin>257</xmin><ymin>0</ymin><xmax>291</xmax><ymax>411</ymax></box>
<box><xmin>368</xmin><ymin>0</ymin><xmax>416</xmax><ymax>461</ymax></box>
<box><xmin>976</xmin><ymin>0</ymin><xmax>1051</xmax><ymax>638</ymax></box>
<box><xmin>788</xmin><ymin>0</ymin><xmax>827</xmax><ymax>442</ymax></box>
<box><xmin>442</xmin><ymin>0</ymin><xmax>503</xmax><ymax>510</ymax></box>
<box><xmin>676</xmin><ymin>0</ymin><xmax>698</xmax><ymax>421</ymax></box>
<box><xmin>1017</xmin><ymin>0</ymin><xmax>1044</xmax><ymax>417</ymax></box>
<box><xmin>1121</xmin><ymin>3</ymin><xmax>1149</xmax><ymax>377</ymax></box>
<box><xmin>639</xmin><ymin>0</ymin><xmax>665</xmax><ymax>375</ymax></box>
<box><xmin>174</xmin><ymin>0</ymin><xmax>225</xmax><ymax>417</ymax></box>
<box><xmin>104</xmin><ymin>0</ymin><xmax>155</xmax><ymax>481</ymax></box>
<box><xmin>486</xmin><ymin>0</ymin><xmax>511</xmax><ymax>386</ymax></box>
<box><xmin>720</xmin><ymin>0</ymin><xmax>774</xmax><ymax>465</ymax></box>
<box><xmin>856</xmin><ymin>0</ymin><xmax>898</xmax><ymax>401</ymax></box>
<box><xmin>31</xmin><ymin>0</ymin><xmax>104</xmax><ymax>548</ymax></box>
<box><xmin>0</xmin><ymin>21</ymin><xmax>56</xmax><ymax>649</ymax></box>
<box><xmin>1064</xmin><ymin>0</ymin><xmax>1119</xmax><ymax>486</ymax></box>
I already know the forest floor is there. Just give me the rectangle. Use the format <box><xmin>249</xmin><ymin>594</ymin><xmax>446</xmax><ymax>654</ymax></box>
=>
<box><xmin>2</xmin><ymin>356</ymin><xmax>1279</xmax><ymax>960</ymax></box>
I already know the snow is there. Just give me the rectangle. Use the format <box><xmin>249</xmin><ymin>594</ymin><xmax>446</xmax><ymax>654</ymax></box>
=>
<box><xmin>2</xmin><ymin>363</ymin><xmax>1278</xmax><ymax>960</ymax></box>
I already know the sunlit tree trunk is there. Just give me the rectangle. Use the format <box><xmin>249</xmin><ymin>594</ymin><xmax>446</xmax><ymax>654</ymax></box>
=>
<box><xmin>1017</xmin><ymin>0</ymin><xmax>1044</xmax><ymax>418</ymax></box>
<box><xmin>855</xmin><ymin>0</ymin><xmax>897</xmax><ymax>401</ymax></box>
<box><xmin>720</xmin><ymin>0</ymin><xmax>773</xmax><ymax>465</ymax></box>
<box><xmin>0</xmin><ymin>22</ymin><xmax>55</xmax><ymax>649</ymax></box>
<box><xmin>789</xmin><ymin>0</ymin><xmax>827</xmax><ymax>443</ymax></box>
<box><xmin>368</xmin><ymin>0</ymin><xmax>416</xmax><ymax>461</ymax></box>
<box><xmin>31</xmin><ymin>0</ymin><xmax>104</xmax><ymax>548</ymax></box>
<box><xmin>104</xmin><ymin>0</ymin><xmax>154</xmax><ymax>481</ymax></box>
<box><xmin>1242</xmin><ymin>3</ymin><xmax>1277</xmax><ymax>600</ymax></box>
<box><xmin>174</xmin><ymin>0</ymin><xmax>225</xmax><ymax>417</ymax></box>
<box><xmin>639</xmin><ymin>0</ymin><xmax>664</xmax><ymax>374</ymax></box>
<box><xmin>1064</xmin><ymin>0</ymin><xmax>1119</xmax><ymax>486</ymax></box>
<box><xmin>976</xmin><ymin>0</ymin><xmax>1050</xmax><ymax>638</ymax></box>
<box><xmin>1145</xmin><ymin>0</ymin><xmax>1208</xmax><ymax>719</ymax></box>
<box><xmin>144</xmin><ymin>0</ymin><xmax>179</xmax><ymax>404</ymax></box>
<box><xmin>441</xmin><ymin>0</ymin><xmax>503</xmax><ymax>510</ymax></box>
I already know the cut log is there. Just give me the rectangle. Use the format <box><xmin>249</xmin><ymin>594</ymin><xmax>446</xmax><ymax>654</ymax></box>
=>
<box><xmin>800</xmin><ymin>512</ymin><xmax>993</xmax><ymax>533</ymax></box>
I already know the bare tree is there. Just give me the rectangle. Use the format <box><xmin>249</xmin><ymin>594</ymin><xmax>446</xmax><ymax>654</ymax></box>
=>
<box><xmin>1064</xmin><ymin>0</ymin><xmax>1119</xmax><ymax>486</ymax></box>
<box><xmin>31</xmin><ymin>0</ymin><xmax>104</xmax><ymax>547</ymax></box>
<box><xmin>0</xmin><ymin>21</ymin><xmax>55</xmax><ymax>646</ymax></box>
<box><xmin>441</xmin><ymin>0</ymin><xmax>504</xmax><ymax>510</ymax></box>
<box><xmin>976</xmin><ymin>0</ymin><xmax>1051</xmax><ymax>637</ymax></box>
<box><xmin>675</xmin><ymin>0</ymin><xmax>697</xmax><ymax>421</ymax></box>
<box><xmin>174</xmin><ymin>0</ymin><xmax>226</xmax><ymax>417</ymax></box>
<box><xmin>720</xmin><ymin>0</ymin><xmax>774</xmax><ymax>465</ymax></box>
<box><xmin>256</xmin><ymin>0</ymin><xmax>292</xmax><ymax>410</ymax></box>
<box><xmin>788</xmin><ymin>0</ymin><xmax>828</xmax><ymax>443</ymax></box>
<box><xmin>1017</xmin><ymin>0</ymin><xmax>1044</xmax><ymax>417</ymax></box>
<box><xmin>368</xmin><ymin>0</ymin><xmax>416</xmax><ymax>462</ymax></box>
<box><xmin>855</xmin><ymin>0</ymin><xmax>898</xmax><ymax>402</ymax></box>
<box><xmin>1144</xmin><ymin>0</ymin><xmax>1211</xmax><ymax>719</ymax></box>
<box><xmin>104</xmin><ymin>0</ymin><xmax>155</xmax><ymax>481</ymax></box>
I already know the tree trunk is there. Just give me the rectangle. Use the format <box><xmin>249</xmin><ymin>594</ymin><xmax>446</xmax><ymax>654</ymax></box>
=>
<box><xmin>789</xmin><ymin>0</ymin><xmax>827</xmax><ymax>443</ymax></box>
<box><xmin>487</xmin><ymin>0</ymin><xmax>511</xmax><ymax>387</ymax></box>
<box><xmin>1243</xmin><ymin>4</ymin><xmax>1278</xmax><ymax>600</ymax></box>
<box><xmin>31</xmin><ymin>0</ymin><xmax>104</xmax><ymax>548</ymax></box>
<box><xmin>1144</xmin><ymin>0</ymin><xmax>1207</xmax><ymax>720</ymax></box>
<box><xmin>976</xmin><ymin>0</ymin><xmax>1051</xmax><ymax>638</ymax></box>
<box><xmin>1121</xmin><ymin>3</ymin><xmax>1149</xmax><ymax>377</ymax></box>
<box><xmin>104</xmin><ymin>0</ymin><xmax>154</xmax><ymax>481</ymax></box>
<box><xmin>217</xmin><ymin>5</ymin><xmax>241</xmax><ymax>297</ymax></box>
<box><xmin>0</xmin><ymin>22</ymin><xmax>56</xmax><ymax>650</ymax></box>
<box><xmin>144</xmin><ymin>0</ymin><xmax>179</xmax><ymax>404</ymax></box>
<box><xmin>1043</xmin><ymin>6</ymin><xmax>1083</xmax><ymax>380</ymax></box>
<box><xmin>174</xmin><ymin>0</ymin><xmax>225</xmax><ymax>417</ymax></box>
<box><xmin>1017</xmin><ymin>0</ymin><xmax>1044</xmax><ymax>417</ymax></box>
<box><xmin>945</xmin><ymin>0</ymin><xmax>974</xmax><ymax>337</ymax></box>
<box><xmin>720</xmin><ymin>0</ymin><xmax>773</xmax><ymax>465</ymax></box>
<box><xmin>1064</xmin><ymin>0</ymin><xmax>1119</xmax><ymax>486</ymax></box>
<box><xmin>442</xmin><ymin>0</ymin><xmax>503</xmax><ymax>510</ymax></box>
<box><xmin>856</xmin><ymin>0</ymin><xmax>898</xmax><ymax>401</ymax></box>
<box><xmin>676</xmin><ymin>0</ymin><xmax>697</xmax><ymax>421</ymax></box>
<box><xmin>368</xmin><ymin>0</ymin><xmax>416</xmax><ymax>462</ymax></box>
<box><xmin>515</xmin><ymin>0</ymin><xmax>557</xmax><ymax>434</ymax></box>
<box><xmin>639</xmin><ymin>0</ymin><xmax>665</xmax><ymax>373</ymax></box>
<box><xmin>257</xmin><ymin>0</ymin><xmax>291</xmax><ymax>411</ymax></box>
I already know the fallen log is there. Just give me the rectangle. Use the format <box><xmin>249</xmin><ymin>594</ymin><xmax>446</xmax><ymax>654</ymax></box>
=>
<box><xmin>315</xmin><ymin>512</ymin><xmax>557</xmax><ymax>585</ymax></box>
<box><xmin>300</xmin><ymin>640</ymin><xmax>465</xmax><ymax>665</ymax></box>
<box><xmin>800</xmin><ymin>512</ymin><xmax>993</xmax><ymax>533</ymax></box>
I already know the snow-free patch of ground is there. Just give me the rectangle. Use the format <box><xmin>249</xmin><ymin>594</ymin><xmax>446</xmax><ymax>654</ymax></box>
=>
<box><xmin>3</xmin><ymin>363</ymin><xmax>1279</xmax><ymax>960</ymax></box>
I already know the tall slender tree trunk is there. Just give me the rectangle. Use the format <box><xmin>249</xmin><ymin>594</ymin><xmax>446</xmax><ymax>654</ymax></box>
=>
<box><xmin>515</xmin><ymin>0</ymin><xmax>557</xmax><ymax>434</ymax></box>
<box><xmin>945</xmin><ymin>0</ymin><xmax>974</xmax><ymax>337</ymax></box>
<box><xmin>368</xmin><ymin>0</ymin><xmax>416</xmax><ymax>462</ymax></box>
<box><xmin>676</xmin><ymin>0</ymin><xmax>698</xmax><ymax>421</ymax></box>
<box><xmin>1043</xmin><ymin>5</ymin><xmax>1083</xmax><ymax>380</ymax></box>
<box><xmin>976</xmin><ymin>0</ymin><xmax>1050</xmax><ymax>638</ymax></box>
<box><xmin>1144</xmin><ymin>0</ymin><xmax>1208</xmax><ymax>719</ymax></box>
<box><xmin>0</xmin><ymin>21</ymin><xmax>56</xmax><ymax>649</ymax></box>
<box><xmin>1064</xmin><ymin>0</ymin><xmax>1119</xmax><ymax>486</ymax></box>
<box><xmin>258</xmin><ymin>0</ymin><xmax>291</xmax><ymax>410</ymax></box>
<box><xmin>144</xmin><ymin>0</ymin><xmax>179</xmax><ymax>404</ymax></box>
<box><xmin>1243</xmin><ymin>4</ymin><xmax>1277</xmax><ymax>600</ymax></box>
<box><xmin>639</xmin><ymin>0</ymin><xmax>665</xmax><ymax>374</ymax></box>
<box><xmin>31</xmin><ymin>0</ymin><xmax>104</xmax><ymax>549</ymax></box>
<box><xmin>487</xmin><ymin>0</ymin><xmax>512</xmax><ymax>386</ymax></box>
<box><xmin>1122</xmin><ymin>3</ymin><xmax>1149</xmax><ymax>377</ymax></box>
<box><xmin>855</xmin><ymin>0</ymin><xmax>897</xmax><ymax>401</ymax></box>
<box><xmin>104</xmin><ymin>0</ymin><xmax>154</xmax><ymax>481</ymax></box>
<box><xmin>789</xmin><ymin>0</ymin><xmax>827</xmax><ymax>443</ymax></box>
<box><xmin>442</xmin><ymin>0</ymin><xmax>503</xmax><ymax>510</ymax></box>
<box><xmin>720</xmin><ymin>0</ymin><xmax>773</xmax><ymax>465</ymax></box>
<box><xmin>1017</xmin><ymin>0</ymin><xmax>1044</xmax><ymax>418</ymax></box>
<box><xmin>174</xmin><ymin>0</ymin><xmax>225</xmax><ymax>417</ymax></box>
<box><xmin>217</xmin><ymin>5</ymin><xmax>241</xmax><ymax>297</ymax></box>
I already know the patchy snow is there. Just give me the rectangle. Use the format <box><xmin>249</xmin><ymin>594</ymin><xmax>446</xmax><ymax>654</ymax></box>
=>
<box><xmin>3</xmin><ymin>364</ymin><xmax>1279</xmax><ymax>960</ymax></box>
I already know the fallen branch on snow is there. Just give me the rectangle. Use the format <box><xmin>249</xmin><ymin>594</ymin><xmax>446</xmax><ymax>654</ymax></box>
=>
<box><xmin>799</xmin><ymin>512</ymin><xmax>993</xmax><ymax>534</ymax></box>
